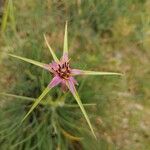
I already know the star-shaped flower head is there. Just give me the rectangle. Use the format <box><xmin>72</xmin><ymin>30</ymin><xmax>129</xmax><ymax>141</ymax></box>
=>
<box><xmin>9</xmin><ymin>22</ymin><xmax>122</xmax><ymax>138</ymax></box>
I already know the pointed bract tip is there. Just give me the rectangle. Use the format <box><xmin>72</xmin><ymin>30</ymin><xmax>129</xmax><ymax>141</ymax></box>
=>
<box><xmin>65</xmin><ymin>20</ymin><xmax>68</xmax><ymax>29</ymax></box>
<box><xmin>43</xmin><ymin>33</ymin><xmax>59</xmax><ymax>63</ymax></box>
<box><xmin>63</xmin><ymin>21</ymin><xmax>68</xmax><ymax>56</ymax></box>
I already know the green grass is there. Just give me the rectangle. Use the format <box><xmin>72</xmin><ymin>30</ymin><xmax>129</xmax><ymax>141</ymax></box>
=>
<box><xmin>0</xmin><ymin>0</ymin><xmax>150</xmax><ymax>150</ymax></box>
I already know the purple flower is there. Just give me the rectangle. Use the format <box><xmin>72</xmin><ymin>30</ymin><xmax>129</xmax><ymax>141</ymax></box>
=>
<box><xmin>44</xmin><ymin>53</ymin><xmax>78</xmax><ymax>92</ymax></box>
<box><xmin>9</xmin><ymin>22</ymin><xmax>122</xmax><ymax>138</ymax></box>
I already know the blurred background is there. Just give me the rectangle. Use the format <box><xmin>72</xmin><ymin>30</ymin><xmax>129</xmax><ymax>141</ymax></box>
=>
<box><xmin>0</xmin><ymin>0</ymin><xmax>149</xmax><ymax>150</ymax></box>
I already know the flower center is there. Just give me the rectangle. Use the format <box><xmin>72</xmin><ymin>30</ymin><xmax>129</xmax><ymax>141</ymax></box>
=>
<box><xmin>55</xmin><ymin>62</ymin><xmax>71</xmax><ymax>79</ymax></box>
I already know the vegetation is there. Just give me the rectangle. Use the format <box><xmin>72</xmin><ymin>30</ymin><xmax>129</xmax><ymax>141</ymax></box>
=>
<box><xmin>0</xmin><ymin>0</ymin><xmax>149</xmax><ymax>150</ymax></box>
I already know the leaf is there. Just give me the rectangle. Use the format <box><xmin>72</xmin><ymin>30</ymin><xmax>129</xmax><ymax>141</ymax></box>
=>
<box><xmin>1</xmin><ymin>0</ymin><xmax>16</xmax><ymax>32</ymax></box>
<box><xmin>1</xmin><ymin>0</ymin><xmax>10</xmax><ymax>32</ymax></box>
<box><xmin>9</xmin><ymin>0</ymin><xmax>16</xmax><ymax>32</ymax></box>
<box><xmin>64</xmin><ymin>103</ymin><xmax>96</xmax><ymax>107</ymax></box>
<box><xmin>0</xmin><ymin>93</ymin><xmax>34</xmax><ymax>101</ymax></box>
<box><xmin>21</xmin><ymin>87</ymin><xmax>51</xmax><ymax>122</ymax></box>
<box><xmin>63</xmin><ymin>21</ymin><xmax>68</xmax><ymax>55</ymax></box>
<box><xmin>8</xmin><ymin>54</ymin><xmax>46</xmax><ymax>69</ymax></box>
<box><xmin>61</xmin><ymin>128</ymin><xmax>83</xmax><ymax>141</ymax></box>
<box><xmin>43</xmin><ymin>34</ymin><xmax>59</xmax><ymax>63</ymax></box>
<box><xmin>67</xmin><ymin>81</ymin><xmax>96</xmax><ymax>139</ymax></box>
<box><xmin>11</xmin><ymin>122</ymin><xmax>44</xmax><ymax>148</ymax></box>
<box><xmin>0</xmin><ymin>93</ymin><xmax>47</xmax><ymax>105</ymax></box>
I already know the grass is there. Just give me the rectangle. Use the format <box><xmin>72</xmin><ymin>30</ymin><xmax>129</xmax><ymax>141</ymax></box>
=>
<box><xmin>0</xmin><ymin>0</ymin><xmax>150</xmax><ymax>150</ymax></box>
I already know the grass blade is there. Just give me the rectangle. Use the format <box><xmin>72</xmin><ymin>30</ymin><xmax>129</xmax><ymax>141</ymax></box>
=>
<box><xmin>9</xmin><ymin>0</ymin><xmax>16</xmax><ymax>32</ymax></box>
<box><xmin>1</xmin><ymin>0</ymin><xmax>10</xmax><ymax>32</ymax></box>
<box><xmin>0</xmin><ymin>93</ymin><xmax>34</xmax><ymax>101</ymax></box>
<box><xmin>61</xmin><ymin>128</ymin><xmax>83</xmax><ymax>141</ymax></box>
<box><xmin>64</xmin><ymin>103</ymin><xmax>96</xmax><ymax>107</ymax></box>
<box><xmin>0</xmin><ymin>93</ymin><xmax>50</xmax><ymax>106</ymax></box>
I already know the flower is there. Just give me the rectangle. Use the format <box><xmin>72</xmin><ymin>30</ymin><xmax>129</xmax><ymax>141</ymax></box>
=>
<box><xmin>44</xmin><ymin>53</ymin><xmax>78</xmax><ymax>92</ymax></box>
<box><xmin>9</xmin><ymin>22</ymin><xmax>122</xmax><ymax>138</ymax></box>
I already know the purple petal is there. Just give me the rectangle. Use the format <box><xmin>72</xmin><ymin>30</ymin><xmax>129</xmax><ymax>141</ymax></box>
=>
<box><xmin>50</xmin><ymin>61</ymin><xmax>58</xmax><ymax>70</ymax></box>
<box><xmin>67</xmin><ymin>78</ymin><xmax>76</xmax><ymax>94</ymax></box>
<box><xmin>44</xmin><ymin>61</ymin><xmax>59</xmax><ymax>74</ymax></box>
<box><xmin>61</xmin><ymin>77</ymin><xmax>78</xmax><ymax>92</ymax></box>
<box><xmin>71</xmin><ymin>69</ymin><xmax>83</xmax><ymax>76</ymax></box>
<box><xmin>48</xmin><ymin>76</ymin><xmax>62</xmax><ymax>88</ymax></box>
<box><xmin>61</xmin><ymin>52</ymin><xmax>68</xmax><ymax>62</ymax></box>
<box><xmin>43</xmin><ymin>64</ymin><xmax>52</xmax><ymax>72</ymax></box>
<box><xmin>61</xmin><ymin>80</ymin><xmax>68</xmax><ymax>92</ymax></box>
<box><xmin>69</xmin><ymin>77</ymin><xmax>78</xmax><ymax>85</ymax></box>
